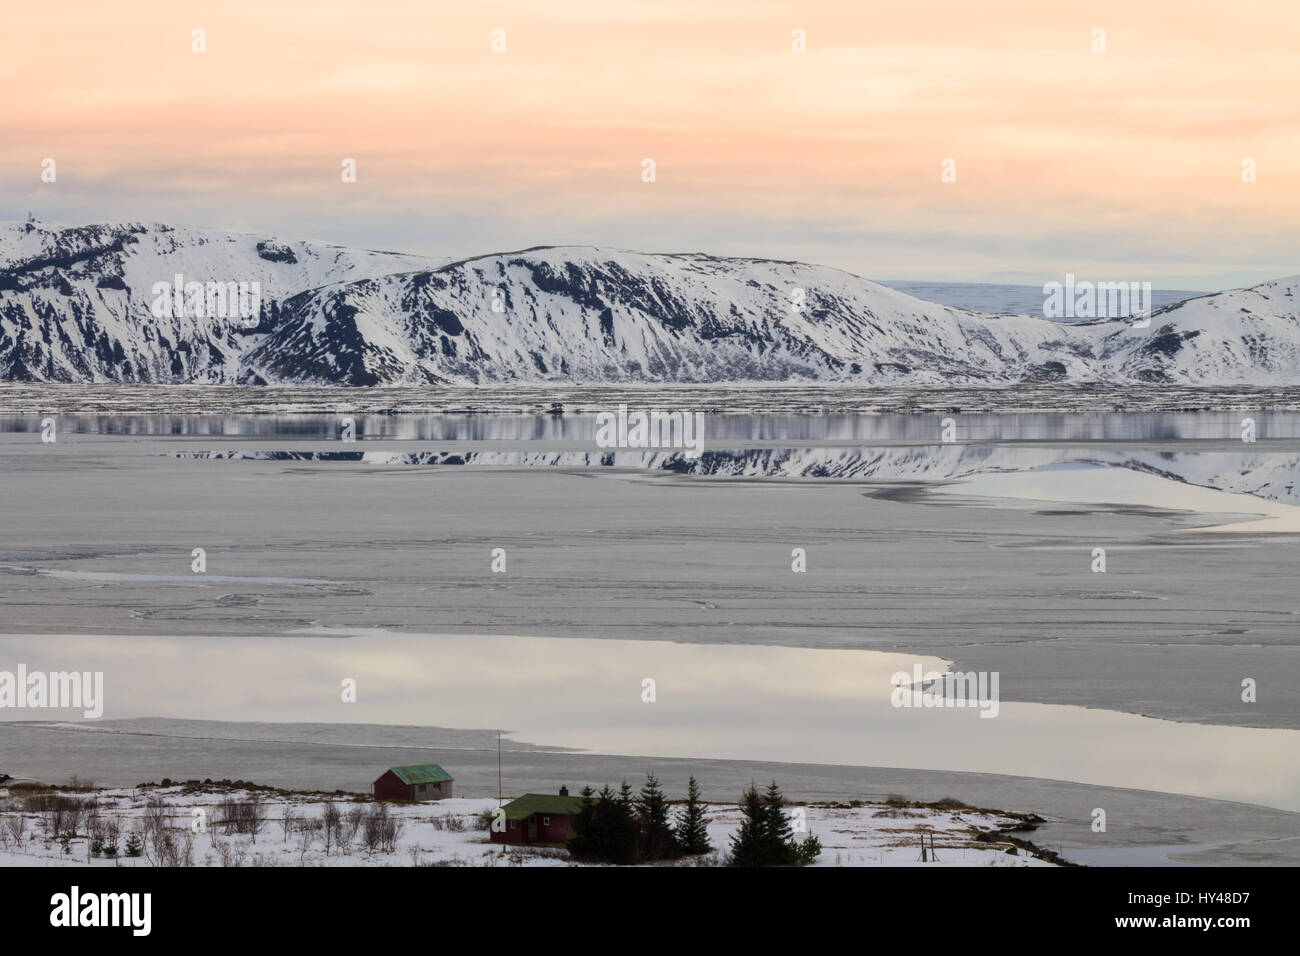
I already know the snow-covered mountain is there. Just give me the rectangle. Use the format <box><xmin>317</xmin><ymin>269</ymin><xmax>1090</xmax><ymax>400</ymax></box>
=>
<box><xmin>0</xmin><ymin>220</ymin><xmax>442</xmax><ymax>383</ymax></box>
<box><xmin>2</xmin><ymin>220</ymin><xmax>1298</xmax><ymax>386</ymax></box>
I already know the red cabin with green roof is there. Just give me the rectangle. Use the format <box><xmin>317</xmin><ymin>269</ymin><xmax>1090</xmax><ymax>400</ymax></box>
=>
<box><xmin>373</xmin><ymin>763</ymin><xmax>454</xmax><ymax>802</ymax></box>
<box><xmin>490</xmin><ymin>788</ymin><xmax>586</xmax><ymax>845</ymax></box>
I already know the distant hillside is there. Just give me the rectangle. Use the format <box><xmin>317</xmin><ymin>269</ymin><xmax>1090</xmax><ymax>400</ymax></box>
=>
<box><xmin>3</xmin><ymin>220</ymin><xmax>1297</xmax><ymax>386</ymax></box>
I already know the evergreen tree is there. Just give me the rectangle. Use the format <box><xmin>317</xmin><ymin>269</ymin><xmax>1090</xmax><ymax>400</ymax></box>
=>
<box><xmin>636</xmin><ymin>772</ymin><xmax>678</xmax><ymax>861</ymax></box>
<box><xmin>674</xmin><ymin>775</ymin><xmax>712</xmax><ymax>855</ymax></box>
<box><xmin>594</xmin><ymin>783</ymin><xmax>619</xmax><ymax>861</ymax></box>
<box><xmin>608</xmin><ymin>780</ymin><xmax>638</xmax><ymax>864</ymax></box>
<box><xmin>124</xmin><ymin>830</ymin><xmax>143</xmax><ymax>858</ymax></box>
<box><xmin>761</xmin><ymin>780</ymin><xmax>797</xmax><ymax>866</ymax></box>
<box><xmin>728</xmin><ymin>783</ymin><xmax>768</xmax><ymax>867</ymax></box>
<box><xmin>728</xmin><ymin>780</ymin><xmax>814</xmax><ymax>866</ymax></box>
<box><xmin>566</xmin><ymin>785</ymin><xmax>599</xmax><ymax>860</ymax></box>
<box><xmin>795</xmin><ymin>833</ymin><xmax>823</xmax><ymax>866</ymax></box>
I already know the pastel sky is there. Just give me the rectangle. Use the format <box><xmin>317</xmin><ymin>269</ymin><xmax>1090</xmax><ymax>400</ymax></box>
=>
<box><xmin>3</xmin><ymin>0</ymin><xmax>1297</xmax><ymax>289</ymax></box>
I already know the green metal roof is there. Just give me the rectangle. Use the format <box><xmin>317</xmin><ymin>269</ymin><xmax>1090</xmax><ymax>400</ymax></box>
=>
<box><xmin>389</xmin><ymin>764</ymin><xmax>453</xmax><ymax>785</ymax></box>
<box><xmin>501</xmin><ymin>793</ymin><xmax>588</xmax><ymax>821</ymax></box>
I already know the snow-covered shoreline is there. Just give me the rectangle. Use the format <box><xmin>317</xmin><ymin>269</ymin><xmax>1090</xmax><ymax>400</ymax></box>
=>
<box><xmin>0</xmin><ymin>782</ymin><xmax>1057</xmax><ymax>868</ymax></box>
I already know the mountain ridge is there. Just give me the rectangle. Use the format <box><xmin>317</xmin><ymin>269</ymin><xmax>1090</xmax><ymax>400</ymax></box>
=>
<box><xmin>2</xmin><ymin>220</ymin><xmax>1297</xmax><ymax>387</ymax></box>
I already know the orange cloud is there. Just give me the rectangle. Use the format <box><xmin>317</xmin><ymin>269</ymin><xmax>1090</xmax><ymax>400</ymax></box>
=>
<box><xmin>3</xmin><ymin>0</ymin><xmax>1297</xmax><ymax>286</ymax></box>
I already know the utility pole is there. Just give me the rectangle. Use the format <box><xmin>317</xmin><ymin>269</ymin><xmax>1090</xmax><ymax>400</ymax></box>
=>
<box><xmin>497</xmin><ymin>732</ymin><xmax>506</xmax><ymax>858</ymax></box>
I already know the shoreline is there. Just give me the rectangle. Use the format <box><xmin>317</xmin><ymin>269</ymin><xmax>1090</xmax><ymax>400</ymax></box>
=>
<box><xmin>3</xmin><ymin>718</ymin><xmax>1297</xmax><ymax>866</ymax></box>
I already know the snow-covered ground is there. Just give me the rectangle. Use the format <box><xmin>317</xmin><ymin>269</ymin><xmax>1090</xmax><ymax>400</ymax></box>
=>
<box><xmin>0</xmin><ymin>785</ymin><xmax>1055</xmax><ymax>867</ymax></box>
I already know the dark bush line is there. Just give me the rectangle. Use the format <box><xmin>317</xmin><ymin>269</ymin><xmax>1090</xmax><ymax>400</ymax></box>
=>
<box><xmin>567</xmin><ymin>774</ymin><xmax>712</xmax><ymax>865</ymax></box>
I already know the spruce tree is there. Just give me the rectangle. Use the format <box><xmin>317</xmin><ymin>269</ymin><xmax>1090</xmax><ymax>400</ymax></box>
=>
<box><xmin>567</xmin><ymin>785</ymin><xmax>599</xmax><ymax>860</ymax></box>
<box><xmin>761</xmin><ymin>780</ymin><xmax>797</xmax><ymax>866</ymax></box>
<box><xmin>609</xmin><ymin>780</ymin><xmax>638</xmax><ymax>864</ymax></box>
<box><xmin>595</xmin><ymin>783</ymin><xmax>619</xmax><ymax>861</ymax></box>
<box><xmin>675</xmin><ymin>775</ymin><xmax>712</xmax><ymax>855</ymax></box>
<box><xmin>795</xmin><ymin>833</ymin><xmax>823</xmax><ymax>866</ymax></box>
<box><xmin>636</xmin><ymin>772</ymin><xmax>678</xmax><ymax>861</ymax></box>
<box><xmin>124</xmin><ymin>830</ymin><xmax>143</xmax><ymax>858</ymax></box>
<box><xmin>728</xmin><ymin>783</ymin><xmax>768</xmax><ymax>867</ymax></box>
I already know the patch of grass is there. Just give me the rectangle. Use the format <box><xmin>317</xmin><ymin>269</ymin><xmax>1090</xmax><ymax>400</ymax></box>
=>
<box><xmin>7</xmin><ymin>782</ymin><xmax>53</xmax><ymax>794</ymax></box>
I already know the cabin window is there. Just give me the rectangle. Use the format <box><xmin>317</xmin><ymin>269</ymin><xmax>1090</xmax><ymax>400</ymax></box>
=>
<box><xmin>543</xmin><ymin>816</ymin><xmax>550</xmax><ymax>826</ymax></box>
<box><xmin>510</xmin><ymin>820</ymin><xmax>517</xmax><ymax>829</ymax></box>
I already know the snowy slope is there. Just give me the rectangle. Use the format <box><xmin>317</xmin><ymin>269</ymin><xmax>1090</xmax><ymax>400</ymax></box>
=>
<box><xmin>245</xmin><ymin>247</ymin><xmax>1102</xmax><ymax>385</ymax></box>
<box><xmin>1091</xmin><ymin>278</ymin><xmax>1300</xmax><ymax>383</ymax></box>
<box><xmin>3</xmin><ymin>220</ymin><xmax>1298</xmax><ymax>386</ymax></box>
<box><xmin>0</xmin><ymin>220</ymin><xmax>442</xmax><ymax>383</ymax></box>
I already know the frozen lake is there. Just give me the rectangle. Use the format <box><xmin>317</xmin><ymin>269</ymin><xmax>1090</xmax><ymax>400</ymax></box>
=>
<box><xmin>1</xmin><ymin>629</ymin><xmax>1297</xmax><ymax>812</ymax></box>
<box><xmin>2</xmin><ymin>391</ymin><xmax>1299</xmax><ymax>860</ymax></box>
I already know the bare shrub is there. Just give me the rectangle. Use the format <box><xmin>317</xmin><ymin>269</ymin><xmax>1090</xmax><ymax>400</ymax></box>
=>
<box><xmin>150</xmin><ymin>825</ymin><xmax>195</xmax><ymax>867</ymax></box>
<box><xmin>297</xmin><ymin>820</ymin><xmax>317</xmax><ymax>862</ymax></box>
<box><xmin>5</xmin><ymin>811</ymin><xmax>26</xmax><ymax>846</ymax></box>
<box><xmin>211</xmin><ymin>836</ymin><xmax>246</xmax><ymax>867</ymax></box>
<box><xmin>340</xmin><ymin>807</ymin><xmax>363</xmax><ymax>853</ymax></box>
<box><xmin>217</xmin><ymin>794</ymin><xmax>266</xmax><ymax>842</ymax></box>
<box><xmin>343</xmin><ymin>806</ymin><xmax>364</xmax><ymax>842</ymax></box>
<box><xmin>321</xmin><ymin>801</ymin><xmax>341</xmax><ymax>855</ymax></box>
<box><xmin>245</xmin><ymin>795</ymin><xmax>266</xmax><ymax>843</ymax></box>
<box><xmin>28</xmin><ymin>794</ymin><xmax>92</xmax><ymax>840</ymax></box>
<box><xmin>361</xmin><ymin>803</ymin><xmax>403</xmax><ymax>854</ymax></box>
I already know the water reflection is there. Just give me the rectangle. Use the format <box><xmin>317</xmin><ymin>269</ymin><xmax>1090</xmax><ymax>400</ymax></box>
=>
<box><xmin>4</xmin><ymin>409</ymin><xmax>1300</xmax><ymax>441</ymax></box>
<box><xmin>173</xmin><ymin>445</ymin><xmax>1300</xmax><ymax>509</ymax></box>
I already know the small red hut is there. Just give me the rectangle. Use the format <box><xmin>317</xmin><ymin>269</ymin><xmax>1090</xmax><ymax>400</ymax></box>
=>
<box><xmin>372</xmin><ymin>764</ymin><xmax>454</xmax><ymax>802</ymax></box>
